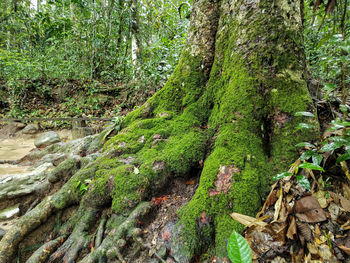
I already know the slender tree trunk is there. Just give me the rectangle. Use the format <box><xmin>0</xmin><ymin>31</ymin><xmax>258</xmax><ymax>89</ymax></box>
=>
<box><xmin>131</xmin><ymin>0</ymin><xmax>142</xmax><ymax>78</ymax></box>
<box><xmin>0</xmin><ymin>0</ymin><xmax>318</xmax><ymax>262</ymax></box>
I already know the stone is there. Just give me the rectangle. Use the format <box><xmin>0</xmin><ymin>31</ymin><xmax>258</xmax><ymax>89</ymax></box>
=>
<box><xmin>34</xmin><ymin>131</ymin><xmax>61</xmax><ymax>149</ymax></box>
<box><xmin>22</xmin><ymin>123</ymin><xmax>40</xmax><ymax>134</ymax></box>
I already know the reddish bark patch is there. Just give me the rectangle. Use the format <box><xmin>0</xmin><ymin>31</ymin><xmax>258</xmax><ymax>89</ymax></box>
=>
<box><xmin>209</xmin><ymin>165</ymin><xmax>240</xmax><ymax>196</ymax></box>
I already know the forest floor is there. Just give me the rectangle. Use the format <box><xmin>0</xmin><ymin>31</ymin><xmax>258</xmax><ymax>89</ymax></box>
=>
<box><xmin>0</xmin><ymin>79</ymin><xmax>161</xmax><ymax>130</ymax></box>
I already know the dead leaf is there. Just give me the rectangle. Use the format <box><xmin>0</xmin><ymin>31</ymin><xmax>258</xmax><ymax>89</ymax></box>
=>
<box><xmin>185</xmin><ymin>180</ymin><xmax>194</xmax><ymax>185</ymax></box>
<box><xmin>286</xmin><ymin>216</ymin><xmax>297</xmax><ymax>240</ymax></box>
<box><xmin>315</xmin><ymin>224</ymin><xmax>321</xmax><ymax>237</ymax></box>
<box><xmin>343</xmin><ymin>184</ymin><xmax>350</xmax><ymax>200</ymax></box>
<box><xmin>230</xmin><ymin>212</ymin><xmax>267</xmax><ymax>227</ymax></box>
<box><xmin>257</xmin><ymin>183</ymin><xmax>278</xmax><ymax>217</ymax></box>
<box><xmin>297</xmin><ymin>222</ymin><xmax>312</xmax><ymax>242</ymax></box>
<box><xmin>315</xmin><ymin>237</ymin><xmax>324</xmax><ymax>244</ymax></box>
<box><xmin>294</xmin><ymin>196</ymin><xmax>327</xmax><ymax>223</ymax></box>
<box><xmin>307</xmin><ymin>242</ymin><xmax>318</xmax><ymax>255</ymax></box>
<box><xmin>341</xmin><ymin>161</ymin><xmax>350</xmax><ymax>181</ymax></box>
<box><xmin>313</xmin><ymin>190</ymin><xmax>328</xmax><ymax>208</ymax></box>
<box><xmin>328</xmin><ymin>202</ymin><xmax>340</xmax><ymax>222</ymax></box>
<box><xmin>318</xmin><ymin>244</ymin><xmax>333</xmax><ymax>260</ymax></box>
<box><xmin>340</xmin><ymin>196</ymin><xmax>350</xmax><ymax>212</ymax></box>
<box><xmin>274</xmin><ymin>188</ymin><xmax>283</xmax><ymax>222</ymax></box>
<box><xmin>284</xmin><ymin>182</ymin><xmax>292</xmax><ymax>193</ymax></box>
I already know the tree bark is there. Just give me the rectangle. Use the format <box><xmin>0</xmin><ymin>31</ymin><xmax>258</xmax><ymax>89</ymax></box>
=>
<box><xmin>0</xmin><ymin>0</ymin><xmax>318</xmax><ymax>262</ymax></box>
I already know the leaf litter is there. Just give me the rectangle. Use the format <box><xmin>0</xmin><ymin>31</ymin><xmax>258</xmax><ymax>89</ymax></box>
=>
<box><xmin>232</xmin><ymin>170</ymin><xmax>350</xmax><ymax>262</ymax></box>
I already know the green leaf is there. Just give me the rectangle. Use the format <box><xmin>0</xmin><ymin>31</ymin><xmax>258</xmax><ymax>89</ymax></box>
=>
<box><xmin>273</xmin><ymin>172</ymin><xmax>292</xmax><ymax>181</ymax></box>
<box><xmin>337</xmin><ymin>152</ymin><xmax>350</xmax><ymax>163</ymax></box>
<box><xmin>299</xmin><ymin>163</ymin><xmax>325</xmax><ymax>172</ymax></box>
<box><xmin>300</xmin><ymin>150</ymin><xmax>317</xmax><ymax>161</ymax></box>
<box><xmin>294</xmin><ymin>112</ymin><xmax>315</xmax><ymax>118</ymax></box>
<box><xmin>312</xmin><ymin>154</ymin><xmax>323</xmax><ymax>166</ymax></box>
<box><xmin>296</xmin><ymin>175</ymin><xmax>311</xmax><ymax>191</ymax></box>
<box><xmin>321</xmin><ymin>141</ymin><xmax>344</xmax><ymax>152</ymax></box>
<box><xmin>227</xmin><ymin>231</ymin><xmax>252</xmax><ymax>263</ymax></box>
<box><xmin>295</xmin><ymin>123</ymin><xmax>314</xmax><ymax>131</ymax></box>
<box><xmin>295</xmin><ymin>142</ymin><xmax>316</xmax><ymax>148</ymax></box>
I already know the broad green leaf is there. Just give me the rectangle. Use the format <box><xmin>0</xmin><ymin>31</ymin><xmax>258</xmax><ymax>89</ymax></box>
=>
<box><xmin>295</xmin><ymin>123</ymin><xmax>314</xmax><ymax>131</ymax></box>
<box><xmin>312</xmin><ymin>154</ymin><xmax>323</xmax><ymax>166</ymax></box>
<box><xmin>227</xmin><ymin>231</ymin><xmax>252</xmax><ymax>263</ymax></box>
<box><xmin>294</xmin><ymin>112</ymin><xmax>315</xmax><ymax>118</ymax></box>
<box><xmin>299</xmin><ymin>163</ymin><xmax>325</xmax><ymax>172</ymax></box>
<box><xmin>296</xmin><ymin>175</ymin><xmax>311</xmax><ymax>191</ymax></box>
<box><xmin>329</xmin><ymin>136</ymin><xmax>348</xmax><ymax>143</ymax></box>
<box><xmin>273</xmin><ymin>172</ymin><xmax>292</xmax><ymax>181</ymax></box>
<box><xmin>321</xmin><ymin>141</ymin><xmax>344</xmax><ymax>152</ymax></box>
<box><xmin>300</xmin><ymin>150</ymin><xmax>317</xmax><ymax>161</ymax></box>
<box><xmin>295</xmin><ymin>142</ymin><xmax>316</xmax><ymax>148</ymax></box>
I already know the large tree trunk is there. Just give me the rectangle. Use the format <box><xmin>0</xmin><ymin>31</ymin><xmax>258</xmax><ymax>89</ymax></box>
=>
<box><xmin>0</xmin><ymin>0</ymin><xmax>318</xmax><ymax>262</ymax></box>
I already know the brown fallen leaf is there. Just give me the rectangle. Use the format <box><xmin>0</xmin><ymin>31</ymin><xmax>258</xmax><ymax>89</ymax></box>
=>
<box><xmin>274</xmin><ymin>188</ymin><xmax>283</xmax><ymax>222</ymax></box>
<box><xmin>338</xmin><ymin>245</ymin><xmax>350</xmax><ymax>256</ymax></box>
<box><xmin>297</xmin><ymin>221</ymin><xmax>312</xmax><ymax>242</ymax></box>
<box><xmin>230</xmin><ymin>212</ymin><xmax>267</xmax><ymax>227</ymax></box>
<box><xmin>284</xmin><ymin>182</ymin><xmax>292</xmax><ymax>193</ymax></box>
<box><xmin>257</xmin><ymin>182</ymin><xmax>278</xmax><ymax>217</ymax></box>
<box><xmin>294</xmin><ymin>196</ymin><xmax>327</xmax><ymax>223</ymax></box>
<box><xmin>286</xmin><ymin>216</ymin><xmax>297</xmax><ymax>240</ymax></box>
<box><xmin>340</xmin><ymin>196</ymin><xmax>350</xmax><ymax>212</ymax></box>
<box><xmin>343</xmin><ymin>183</ymin><xmax>350</xmax><ymax>200</ymax></box>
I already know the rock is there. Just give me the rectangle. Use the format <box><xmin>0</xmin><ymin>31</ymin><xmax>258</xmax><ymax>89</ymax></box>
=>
<box><xmin>22</xmin><ymin>123</ymin><xmax>40</xmax><ymax>134</ymax></box>
<box><xmin>34</xmin><ymin>131</ymin><xmax>61</xmax><ymax>148</ymax></box>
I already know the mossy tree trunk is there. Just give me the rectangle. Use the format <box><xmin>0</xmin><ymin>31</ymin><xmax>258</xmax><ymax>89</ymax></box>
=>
<box><xmin>0</xmin><ymin>0</ymin><xmax>318</xmax><ymax>262</ymax></box>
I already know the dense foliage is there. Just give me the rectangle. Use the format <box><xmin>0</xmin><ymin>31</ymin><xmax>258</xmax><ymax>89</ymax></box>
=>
<box><xmin>0</xmin><ymin>0</ymin><xmax>190</xmax><ymax>82</ymax></box>
<box><xmin>304</xmin><ymin>0</ymin><xmax>349</xmax><ymax>102</ymax></box>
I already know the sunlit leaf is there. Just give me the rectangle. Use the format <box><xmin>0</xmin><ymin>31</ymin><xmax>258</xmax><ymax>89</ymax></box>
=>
<box><xmin>227</xmin><ymin>231</ymin><xmax>252</xmax><ymax>263</ymax></box>
<box><xmin>299</xmin><ymin>163</ymin><xmax>325</xmax><ymax>172</ymax></box>
<box><xmin>273</xmin><ymin>172</ymin><xmax>292</xmax><ymax>181</ymax></box>
<box><xmin>296</xmin><ymin>175</ymin><xmax>311</xmax><ymax>191</ymax></box>
<box><xmin>312</xmin><ymin>154</ymin><xmax>323</xmax><ymax>166</ymax></box>
<box><xmin>295</xmin><ymin>142</ymin><xmax>316</xmax><ymax>148</ymax></box>
<box><xmin>321</xmin><ymin>141</ymin><xmax>344</xmax><ymax>152</ymax></box>
<box><xmin>294</xmin><ymin>112</ymin><xmax>315</xmax><ymax>118</ymax></box>
<box><xmin>295</xmin><ymin>123</ymin><xmax>315</xmax><ymax>131</ymax></box>
<box><xmin>300</xmin><ymin>150</ymin><xmax>317</xmax><ymax>161</ymax></box>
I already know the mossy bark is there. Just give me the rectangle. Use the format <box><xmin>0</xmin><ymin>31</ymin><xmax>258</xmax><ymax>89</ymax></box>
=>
<box><xmin>0</xmin><ymin>0</ymin><xmax>318</xmax><ymax>262</ymax></box>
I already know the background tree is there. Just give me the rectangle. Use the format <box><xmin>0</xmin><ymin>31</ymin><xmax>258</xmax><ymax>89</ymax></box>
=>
<box><xmin>0</xmin><ymin>0</ymin><xmax>321</xmax><ymax>262</ymax></box>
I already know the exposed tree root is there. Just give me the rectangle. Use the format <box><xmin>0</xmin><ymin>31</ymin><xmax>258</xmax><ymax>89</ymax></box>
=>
<box><xmin>81</xmin><ymin>202</ymin><xmax>152</xmax><ymax>262</ymax></box>
<box><xmin>26</xmin><ymin>236</ymin><xmax>63</xmax><ymax>263</ymax></box>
